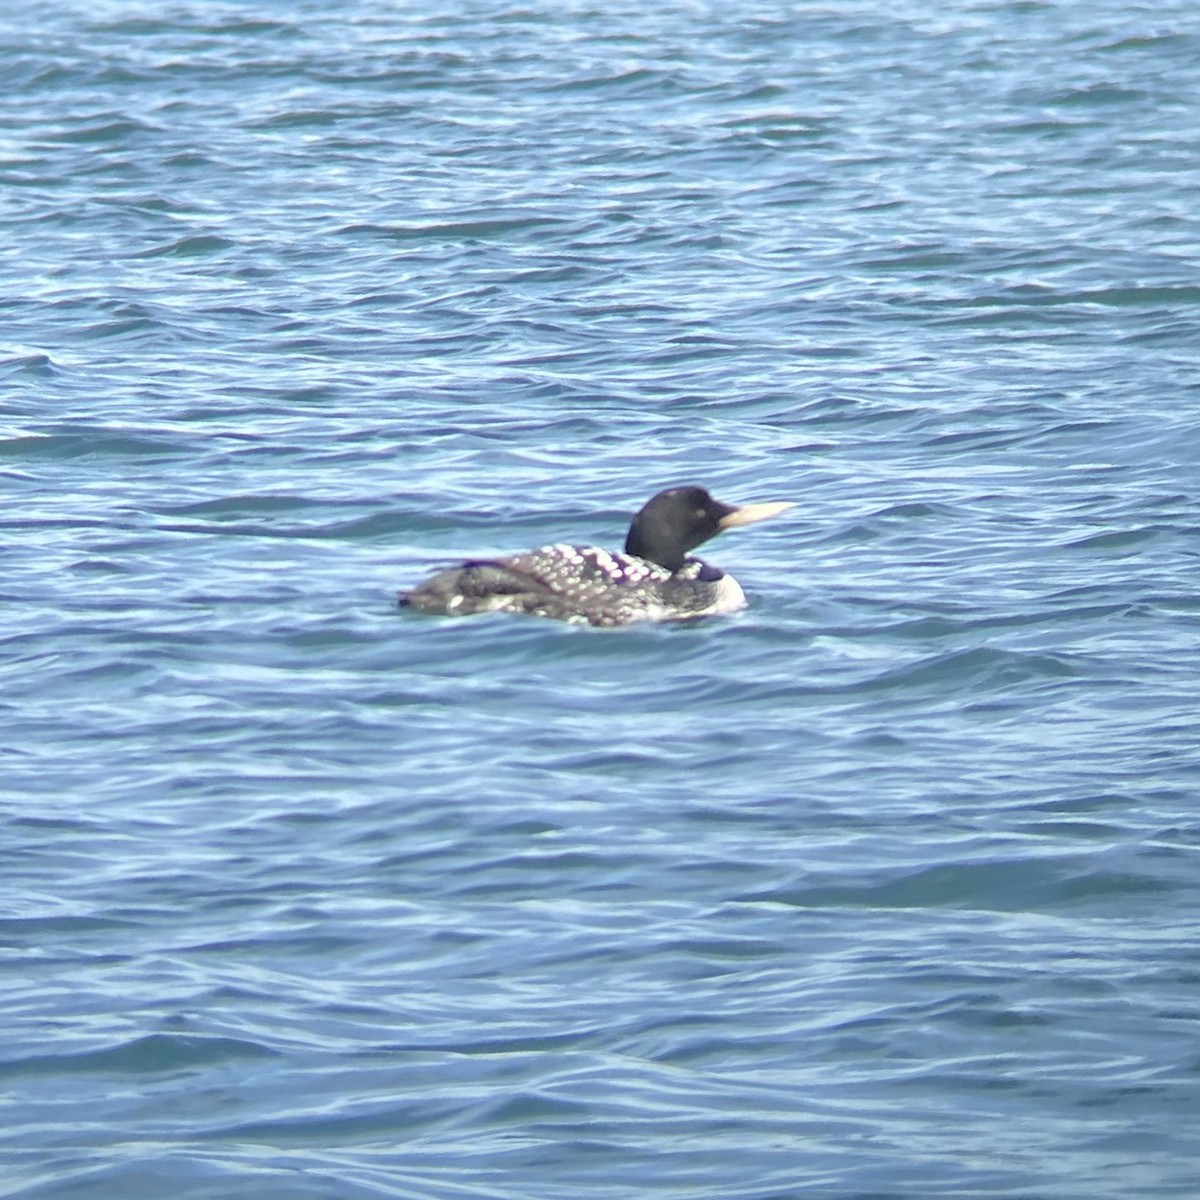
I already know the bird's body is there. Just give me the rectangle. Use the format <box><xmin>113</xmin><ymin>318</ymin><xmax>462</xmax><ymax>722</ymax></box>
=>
<box><xmin>399</xmin><ymin>486</ymin><xmax>791</xmax><ymax>628</ymax></box>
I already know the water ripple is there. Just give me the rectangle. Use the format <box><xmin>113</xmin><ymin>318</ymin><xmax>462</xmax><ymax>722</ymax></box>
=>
<box><xmin>2</xmin><ymin>1</ymin><xmax>1198</xmax><ymax>1198</ymax></box>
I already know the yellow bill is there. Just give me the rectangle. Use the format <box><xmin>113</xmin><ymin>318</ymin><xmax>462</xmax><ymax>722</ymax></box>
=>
<box><xmin>717</xmin><ymin>500</ymin><xmax>794</xmax><ymax>529</ymax></box>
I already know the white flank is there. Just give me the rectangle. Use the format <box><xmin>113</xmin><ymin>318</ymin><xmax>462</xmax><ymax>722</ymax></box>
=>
<box><xmin>706</xmin><ymin>573</ymin><xmax>746</xmax><ymax>615</ymax></box>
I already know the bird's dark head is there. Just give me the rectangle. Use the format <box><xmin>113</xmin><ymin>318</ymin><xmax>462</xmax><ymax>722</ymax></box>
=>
<box><xmin>624</xmin><ymin>486</ymin><xmax>792</xmax><ymax>571</ymax></box>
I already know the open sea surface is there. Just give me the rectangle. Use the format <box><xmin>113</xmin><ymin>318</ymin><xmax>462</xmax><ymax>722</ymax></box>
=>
<box><xmin>3</xmin><ymin>2</ymin><xmax>1199</xmax><ymax>1197</ymax></box>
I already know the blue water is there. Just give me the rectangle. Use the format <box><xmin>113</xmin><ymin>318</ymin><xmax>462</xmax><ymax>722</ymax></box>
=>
<box><xmin>3</xmin><ymin>2</ymin><xmax>1198</xmax><ymax>1197</ymax></box>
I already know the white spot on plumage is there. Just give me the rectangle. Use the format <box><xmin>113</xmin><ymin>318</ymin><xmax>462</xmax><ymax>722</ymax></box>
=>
<box><xmin>588</xmin><ymin>548</ymin><xmax>617</xmax><ymax>575</ymax></box>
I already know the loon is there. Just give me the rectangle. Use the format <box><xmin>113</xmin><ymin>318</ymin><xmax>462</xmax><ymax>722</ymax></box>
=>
<box><xmin>399</xmin><ymin>486</ymin><xmax>792</xmax><ymax>627</ymax></box>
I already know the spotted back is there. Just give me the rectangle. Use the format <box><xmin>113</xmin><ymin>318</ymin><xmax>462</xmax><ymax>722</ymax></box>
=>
<box><xmin>500</xmin><ymin>544</ymin><xmax>668</xmax><ymax>594</ymax></box>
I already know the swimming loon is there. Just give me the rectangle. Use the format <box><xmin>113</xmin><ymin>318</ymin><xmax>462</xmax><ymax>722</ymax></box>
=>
<box><xmin>399</xmin><ymin>486</ymin><xmax>792</xmax><ymax>627</ymax></box>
